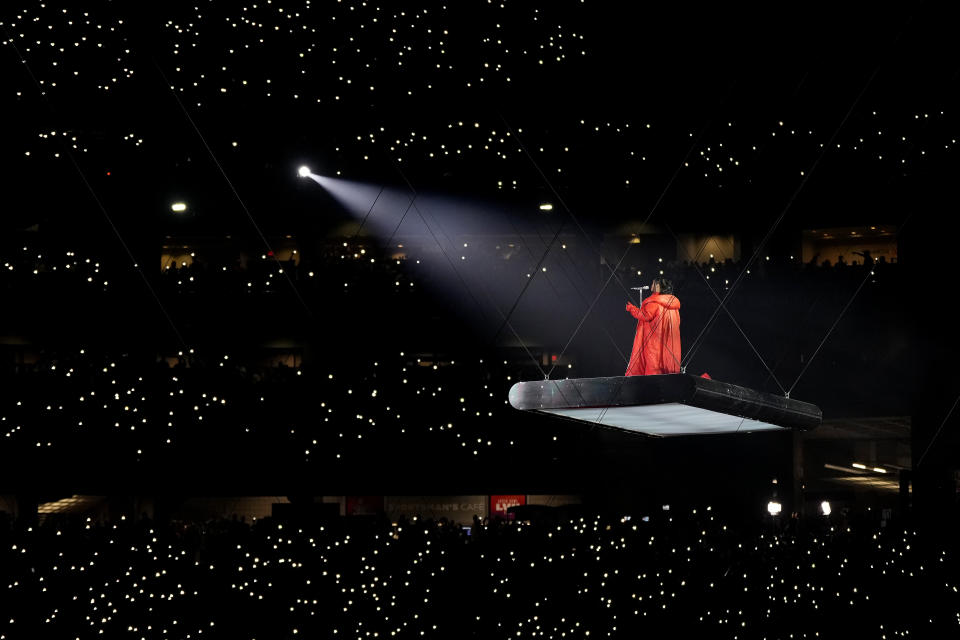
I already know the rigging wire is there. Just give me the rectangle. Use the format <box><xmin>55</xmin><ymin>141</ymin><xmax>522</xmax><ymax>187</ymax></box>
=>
<box><xmin>350</xmin><ymin>185</ymin><xmax>385</xmax><ymax>242</ymax></box>
<box><xmin>499</xmin><ymin>81</ymin><xmax>736</xmax><ymax>380</ymax></box>
<box><xmin>502</xmin><ymin>203</ymin><xmax>630</xmax><ymax>364</ymax></box>
<box><xmin>683</xmin><ymin>5</ymin><xmax>922</xmax><ymax>375</ymax></box>
<box><xmin>876</xmin><ymin>65</ymin><xmax>960</xmax><ymax>464</ymax></box>
<box><xmin>541</xmin><ymin>128</ymin><xmax>728</xmax><ymax>381</ymax></box>
<box><xmin>385</xmin><ymin>157</ymin><xmax>519</xmax><ymax>346</ymax></box>
<box><xmin>916</xmin><ymin>393</ymin><xmax>960</xmax><ymax>468</ymax></box>
<box><xmin>785</xmin><ymin>203</ymin><xmax>916</xmax><ymax>398</ymax></box>
<box><xmin>381</xmin><ymin>155</ymin><xmax>566</xmax><ymax>375</ymax></box>
<box><xmin>535</xmin><ymin>115</ymin><xmax>714</xmax><ymax>376</ymax></box>
<box><xmin>566</xmin><ymin>248</ymin><xmax>710</xmax><ymax>428</ymax></box>
<box><xmin>387</xmin><ymin>177</ymin><xmax>589</xmax><ymax>406</ymax></box>
<box><xmin>383</xmin><ymin>154</ymin><xmax>588</xmax><ymax>408</ymax></box>
<box><xmin>787</xmin><ymin>269</ymin><xmax>872</xmax><ymax>396</ymax></box>
<box><xmin>610</xmin><ymin>73</ymin><xmax>810</xmax><ymax>385</ymax></box>
<box><xmin>682</xmin><ymin>64</ymin><xmax>884</xmax><ymax>374</ymax></box>
<box><xmin>616</xmin><ymin>72</ymin><xmax>811</xmax><ymax>386</ymax></box>
<box><xmin>490</xmin><ymin>113</ymin><xmax>654</xmax><ymax>343</ymax></box>
<box><xmin>374</xmin><ymin>145</ymin><xmax>634</xmax><ymax>408</ymax></box>
<box><xmin>490</xmin><ymin>209</ymin><xmax>570</xmax><ymax>346</ymax></box>
<box><xmin>153</xmin><ymin>60</ymin><xmax>314</xmax><ymax>319</ymax></box>
<box><xmin>4</xmin><ymin>28</ymin><xmax>189</xmax><ymax>351</ymax></box>
<box><xmin>755</xmin><ymin>290</ymin><xmax>824</xmax><ymax>395</ymax></box>
<box><xmin>384</xmin><ymin>193</ymin><xmax>418</xmax><ymax>250</ymax></box>
<box><xmin>787</xmin><ymin>69</ymin><xmax>960</xmax><ymax>395</ymax></box>
<box><xmin>663</xmin><ymin>222</ymin><xmax>788</xmax><ymax>394</ymax></box>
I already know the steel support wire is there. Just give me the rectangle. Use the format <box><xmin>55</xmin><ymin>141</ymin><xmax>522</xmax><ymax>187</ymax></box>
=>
<box><xmin>682</xmin><ymin>64</ymin><xmax>885</xmax><ymax>372</ymax></box>
<box><xmin>5</xmin><ymin>29</ymin><xmax>189</xmax><ymax>351</ymax></box>
<box><xmin>154</xmin><ymin>60</ymin><xmax>314</xmax><ymax>319</ymax></box>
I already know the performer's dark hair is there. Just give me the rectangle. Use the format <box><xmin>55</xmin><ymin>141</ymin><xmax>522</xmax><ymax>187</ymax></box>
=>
<box><xmin>653</xmin><ymin>276</ymin><xmax>674</xmax><ymax>294</ymax></box>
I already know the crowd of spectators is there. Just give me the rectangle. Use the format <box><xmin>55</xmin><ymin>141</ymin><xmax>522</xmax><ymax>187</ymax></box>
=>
<box><xmin>1</xmin><ymin>505</ymin><xmax>956</xmax><ymax>640</ymax></box>
<box><xmin>0</xmin><ymin>240</ymin><xmax>419</xmax><ymax>299</ymax></box>
<box><xmin>0</xmin><ymin>346</ymin><xmax>563</xmax><ymax>470</ymax></box>
<box><xmin>0</xmin><ymin>231</ymin><xmax>908</xmax><ymax>470</ymax></box>
<box><xmin>0</xmin><ymin>235</ymin><xmax>899</xmax><ymax>302</ymax></box>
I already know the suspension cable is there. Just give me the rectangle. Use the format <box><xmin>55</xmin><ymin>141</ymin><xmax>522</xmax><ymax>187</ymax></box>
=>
<box><xmin>786</xmin><ymin>271</ymin><xmax>872</xmax><ymax>397</ymax></box>
<box><xmin>562</xmin><ymin>231</ymin><xmax>712</xmax><ymax>382</ymax></box>
<box><xmin>384</xmin><ymin>193</ymin><xmax>418</xmax><ymax>250</ymax></box>
<box><xmin>916</xmin><ymin>393</ymin><xmax>960</xmax><ymax>468</ymax></box>
<box><xmin>784</xmin><ymin>65</ymin><xmax>958</xmax><ymax>395</ymax></box>
<box><xmin>684</xmin><ymin>7</ymin><xmax>923</xmax><ymax>373</ymax></box>
<box><xmin>547</xmin><ymin>226</ymin><xmax>716</xmax><ymax>381</ymax></box>
<box><xmin>383</xmin><ymin>156</ymin><xmax>595</xmax><ymax>409</ymax></box>
<box><xmin>786</xmin><ymin>197</ymin><xmax>920</xmax><ymax>395</ymax></box>
<box><xmin>491</xmin><ymin>214</ymin><xmax>569</xmax><ymax>345</ymax></box>
<box><xmin>4</xmin><ymin>28</ymin><xmax>188</xmax><ymax>351</ymax></box>
<box><xmin>504</xmin><ymin>205</ymin><xmax>630</xmax><ymax>365</ymax></box>
<box><xmin>682</xmin><ymin>64</ymin><xmax>884</xmax><ymax>372</ymax></box>
<box><xmin>154</xmin><ymin>60</ymin><xmax>314</xmax><ymax>319</ymax></box>
<box><xmin>502</xmin><ymin>80</ymin><xmax>736</xmax><ymax>379</ymax></box>
<box><xmin>879</xmin><ymin>65</ymin><xmax>960</xmax><ymax>463</ymax></box>
<box><xmin>664</xmin><ymin>223</ymin><xmax>788</xmax><ymax>394</ymax></box>
<box><xmin>492</xmin><ymin>114</ymin><xmax>640</xmax><ymax>337</ymax></box>
<box><xmin>385</xmin><ymin>156</ymin><xmax>547</xmax><ymax>373</ymax></box>
<box><xmin>507</xmin><ymin>113</ymin><xmax>718</xmax><ymax>378</ymax></box>
<box><xmin>351</xmin><ymin>185</ymin><xmax>385</xmax><ymax>242</ymax></box>
<box><xmin>617</xmin><ymin>72</ymin><xmax>809</xmax><ymax>384</ymax></box>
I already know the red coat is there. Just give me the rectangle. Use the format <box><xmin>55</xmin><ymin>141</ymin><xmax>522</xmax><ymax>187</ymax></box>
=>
<box><xmin>625</xmin><ymin>293</ymin><xmax>682</xmax><ymax>376</ymax></box>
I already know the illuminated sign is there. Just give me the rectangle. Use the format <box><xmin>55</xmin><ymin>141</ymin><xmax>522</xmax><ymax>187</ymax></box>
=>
<box><xmin>490</xmin><ymin>495</ymin><xmax>526</xmax><ymax>519</ymax></box>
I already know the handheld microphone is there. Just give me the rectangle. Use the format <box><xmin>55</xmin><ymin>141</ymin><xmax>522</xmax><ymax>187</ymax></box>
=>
<box><xmin>629</xmin><ymin>286</ymin><xmax>650</xmax><ymax>291</ymax></box>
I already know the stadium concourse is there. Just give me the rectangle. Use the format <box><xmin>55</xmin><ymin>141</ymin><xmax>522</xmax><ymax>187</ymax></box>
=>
<box><xmin>3</xmin><ymin>0</ymin><xmax>960</xmax><ymax>638</ymax></box>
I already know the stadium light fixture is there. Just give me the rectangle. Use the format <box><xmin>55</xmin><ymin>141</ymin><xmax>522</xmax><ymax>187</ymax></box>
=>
<box><xmin>171</xmin><ymin>202</ymin><xmax>187</xmax><ymax>213</ymax></box>
<box><xmin>298</xmin><ymin>166</ymin><xmax>311</xmax><ymax>177</ymax></box>
<box><xmin>539</xmin><ymin>203</ymin><xmax>553</xmax><ymax>211</ymax></box>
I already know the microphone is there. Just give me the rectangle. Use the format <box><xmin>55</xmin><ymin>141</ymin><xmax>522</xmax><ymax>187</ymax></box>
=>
<box><xmin>630</xmin><ymin>285</ymin><xmax>650</xmax><ymax>291</ymax></box>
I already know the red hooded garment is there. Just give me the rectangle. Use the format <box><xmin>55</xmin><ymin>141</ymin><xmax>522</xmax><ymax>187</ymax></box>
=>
<box><xmin>625</xmin><ymin>293</ymin><xmax>682</xmax><ymax>376</ymax></box>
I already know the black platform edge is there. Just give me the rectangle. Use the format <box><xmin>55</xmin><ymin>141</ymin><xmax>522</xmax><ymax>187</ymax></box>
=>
<box><xmin>508</xmin><ymin>374</ymin><xmax>822</xmax><ymax>431</ymax></box>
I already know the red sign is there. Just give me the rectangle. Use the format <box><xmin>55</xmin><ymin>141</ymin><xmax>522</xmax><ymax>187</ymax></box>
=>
<box><xmin>490</xmin><ymin>495</ymin><xmax>526</xmax><ymax>519</ymax></box>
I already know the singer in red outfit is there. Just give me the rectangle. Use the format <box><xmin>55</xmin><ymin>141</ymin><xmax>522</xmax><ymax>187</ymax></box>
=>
<box><xmin>625</xmin><ymin>277</ymin><xmax>682</xmax><ymax>376</ymax></box>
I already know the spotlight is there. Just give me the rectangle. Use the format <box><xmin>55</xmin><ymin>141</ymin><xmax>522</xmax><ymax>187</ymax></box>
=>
<box><xmin>820</xmin><ymin>500</ymin><xmax>831</xmax><ymax>516</ymax></box>
<box><xmin>171</xmin><ymin>202</ymin><xmax>187</xmax><ymax>213</ymax></box>
<box><xmin>298</xmin><ymin>166</ymin><xmax>311</xmax><ymax>177</ymax></box>
<box><xmin>539</xmin><ymin>203</ymin><xmax>554</xmax><ymax>211</ymax></box>
<box><xmin>767</xmin><ymin>501</ymin><xmax>782</xmax><ymax>516</ymax></box>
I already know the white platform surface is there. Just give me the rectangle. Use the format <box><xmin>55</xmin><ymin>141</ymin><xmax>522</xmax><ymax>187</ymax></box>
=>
<box><xmin>541</xmin><ymin>402</ymin><xmax>785</xmax><ymax>436</ymax></box>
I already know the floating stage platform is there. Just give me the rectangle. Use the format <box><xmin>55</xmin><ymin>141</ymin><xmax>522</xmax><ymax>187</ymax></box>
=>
<box><xmin>508</xmin><ymin>374</ymin><xmax>821</xmax><ymax>437</ymax></box>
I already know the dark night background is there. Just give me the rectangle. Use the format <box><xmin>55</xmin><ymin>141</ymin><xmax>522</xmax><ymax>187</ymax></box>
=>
<box><xmin>1</xmin><ymin>1</ymin><xmax>960</xmax><ymax>637</ymax></box>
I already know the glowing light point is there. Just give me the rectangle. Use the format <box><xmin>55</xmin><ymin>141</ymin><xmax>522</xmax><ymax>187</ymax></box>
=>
<box><xmin>171</xmin><ymin>202</ymin><xmax>187</xmax><ymax>213</ymax></box>
<box><xmin>298</xmin><ymin>166</ymin><xmax>311</xmax><ymax>177</ymax></box>
<box><xmin>539</xmin><ymin>203</ymin><xmax>553</xmax><ymax>211</ymax></box>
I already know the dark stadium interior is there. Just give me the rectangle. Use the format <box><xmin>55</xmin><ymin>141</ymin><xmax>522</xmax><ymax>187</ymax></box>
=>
<box><xmin>2</xmin><ymin>1</ymin><xmax>959</xmax><ymax>638</ymax></box>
